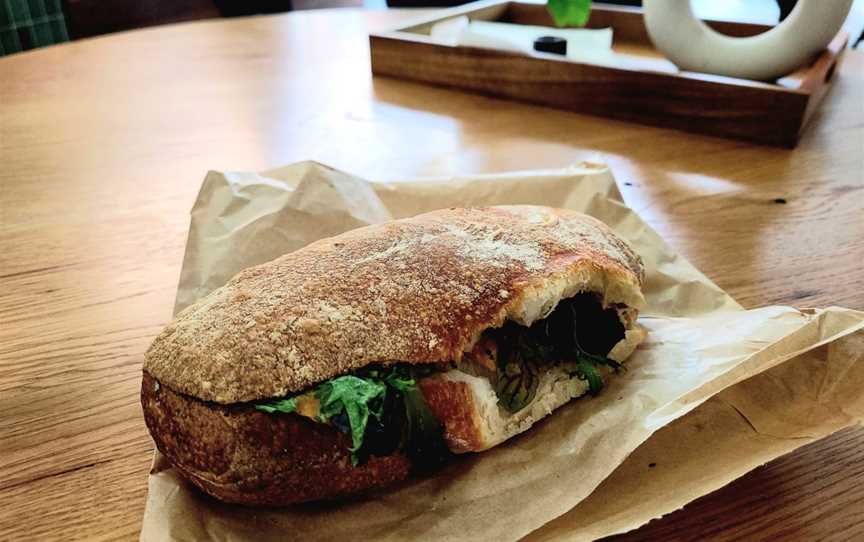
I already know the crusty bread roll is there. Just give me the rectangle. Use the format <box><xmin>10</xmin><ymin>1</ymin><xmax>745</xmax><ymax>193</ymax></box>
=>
<box><xmin>142</xmin><ymin>205</ymin><xmax>645</xmax><ymax>505</ymax></box>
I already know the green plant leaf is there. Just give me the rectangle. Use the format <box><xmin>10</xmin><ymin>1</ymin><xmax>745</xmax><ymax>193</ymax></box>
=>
<box><xmin>383</xmin><ymin>367</ymin><xmax>416</xmax><ymax>392</ymax></box>
<box><xmin>575</xmin><ymin>356</ymin><xmax>604</xmax><ymax>395</ymax></box>
<box><xmin>547</xmin><ymin>0</ymin><xmax>592</xmax><ymax>28</ymax></box>
<box><xmin>492</xmin><ymin>329</ymin><xmax>543</xmax><ymax>413</ymax></box>
<box><xmin>315</xmin><ymin>376</ymin><xmax>387</xmax><ymax>456</ymax></box>
<box><xmin>254</xmin><ymin>365</ymin><xmax>448</xmax><ymax>467</ymax></box>
<box><xmin>255</xmin><ymin>397</ymin><xmax>297</xmax><ymax>414</ymax></box>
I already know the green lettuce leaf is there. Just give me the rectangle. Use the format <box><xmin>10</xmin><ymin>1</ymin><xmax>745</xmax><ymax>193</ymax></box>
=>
<box><xmin>255</xmin><ymin>365</ymin><xmax>448</xmax><ymax>468</ymax></box>
<box><xmin>315</xmin><ymin>376</ymin><xmax>387</xmax><ymax>457</ymax></box>
<box><xmin>547</xmin><ymin>0</ymin><xmax>592</xmax><ymax>28</ymax></box>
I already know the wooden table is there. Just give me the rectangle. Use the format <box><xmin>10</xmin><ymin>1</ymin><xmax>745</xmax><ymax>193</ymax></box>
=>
<box><xmin>1</xmin><ymin>8</ymin><xmax>862</xmax><ymax>541</ymax></box>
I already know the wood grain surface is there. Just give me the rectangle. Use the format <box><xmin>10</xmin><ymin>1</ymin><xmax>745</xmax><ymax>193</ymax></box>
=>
<box><xmin>1</xmin><ymin>7</ymin><xmax>862</xmax><ymax>541</ymax></box>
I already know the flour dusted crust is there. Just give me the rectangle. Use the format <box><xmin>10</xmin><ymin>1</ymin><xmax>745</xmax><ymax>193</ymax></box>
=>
<box><xmin>144</xmin><ymin>206</ymin><xmax>645</xmax><ymax>404</ymax></box>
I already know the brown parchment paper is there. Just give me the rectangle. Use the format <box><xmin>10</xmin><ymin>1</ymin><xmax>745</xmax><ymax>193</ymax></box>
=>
<box><xmin>141</xmin><ymin>161</ymin><xmax>864</xmax><ymax>542</ymax></box>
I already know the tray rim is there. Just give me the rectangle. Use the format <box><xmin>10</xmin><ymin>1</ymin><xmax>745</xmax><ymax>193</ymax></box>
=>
<box><xmin>370</xmin><ymin>0</ymin><xmax>849</xmax><ymax>97</ymax></box>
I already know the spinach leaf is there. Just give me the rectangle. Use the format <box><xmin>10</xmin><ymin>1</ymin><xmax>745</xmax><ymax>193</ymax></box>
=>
<box><xmin>255</xmin><ymin>397</ymin><xmax>297</xmax><ymax>414</ymax></box>
<box><xmin>495</xmin><ymin>354</ymin><xmax>540</xmax><ymax>412</ymax></box>
<box><xmin>567</xmin><ymin>302</ymin><xmax>623</xmax><ymax>395</ymax></box>
<box><xmin>493</xmin><ymin>325</ymin><xmax>550</xmax><ymax>413</ymax></box>
<box><xmin>382</xmin><ymin>367</ymin><xmax>416</xmax><ymax>393</ymax></box>
<box><xmin>576</xmin><ymin>346</ymin><xmax>623</xmax><ymax>371</ymax></box>
<box><xmin>573</xmin><ymin>356</ymin><xmax>603</xmax><ymax>395</ymax></box>
<box><xmin>567</xmin><ymin>342</ymin><xmax>622</xmax><ymax>396</ymax></box>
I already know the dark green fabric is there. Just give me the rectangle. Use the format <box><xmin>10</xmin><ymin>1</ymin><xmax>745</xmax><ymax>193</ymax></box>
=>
<box><xmin>0</xmin><ymin>0</ymin><xmax>69</xmax><ymax>56</ymax></box>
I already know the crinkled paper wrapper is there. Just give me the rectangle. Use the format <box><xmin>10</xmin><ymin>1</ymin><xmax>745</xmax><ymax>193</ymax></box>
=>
<box><xmin>141</xmin><ymin>162</ymin><xmax>864</xmax><ymax>541</ymax></box>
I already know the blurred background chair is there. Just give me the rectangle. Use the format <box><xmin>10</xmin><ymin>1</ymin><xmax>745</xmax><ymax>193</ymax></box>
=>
<box><xmin>1</xmin><ymin>0</ymin><xmax>69</xmax><ymax>55</ymax></box>
<box><xmin>63</xmin><ymin>0</ymin><xmax>222</xmax><ymax>38</ymax></box>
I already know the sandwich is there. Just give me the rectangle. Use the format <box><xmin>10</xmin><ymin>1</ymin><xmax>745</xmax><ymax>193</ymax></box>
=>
<box><xmin>141</xmin><ymin>205</ymin><xmax>646</xmax><ymax>505</ymax></box>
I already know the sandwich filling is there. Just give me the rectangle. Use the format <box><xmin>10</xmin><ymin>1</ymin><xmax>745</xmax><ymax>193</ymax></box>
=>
<box><xmin>255</xmin><ymin>292</ymin><xmax>628</xmax><ymax>467</ymax></box>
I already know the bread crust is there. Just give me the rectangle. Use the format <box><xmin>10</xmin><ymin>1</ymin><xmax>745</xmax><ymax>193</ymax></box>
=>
<box><xmin>418</xmin><ymin>377</ymin><xmax>485</xmax><ymax>453</ymax></box>
<box><xmin>141</xmin><ymin>371</ymin><xmax>412</xmax><ymax>505</ymax></box>
<box><xmin>144</xmin><ymin>206</ymin><xmax>645</xmax><ymax>404</ymax></box>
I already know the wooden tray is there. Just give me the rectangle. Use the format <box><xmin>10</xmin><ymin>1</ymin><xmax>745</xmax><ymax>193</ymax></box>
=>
<box><xmin>369</xmin><ymin>1</ymin><xmax>848</xmax><ymax>147</ymax></box>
